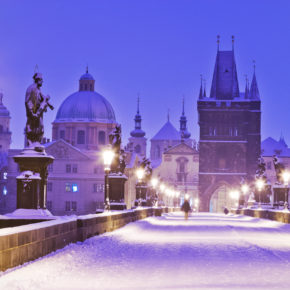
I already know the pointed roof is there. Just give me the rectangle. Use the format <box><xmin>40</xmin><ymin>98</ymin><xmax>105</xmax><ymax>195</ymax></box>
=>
<box><xmin>130</xmin><ymin>97</ymin><xmax>145</xmax><ymax>138</ymax></box>
<box><xmin>199</xmin><ymin>75</ymin><xmax>203</xmax><ymax>99</ymax></box>
<box><xmin>249</xmin><ymin>71</ymin><xmax>260</xmax><ymax>99</ymax></box>
<box><xmin>164</xmin><ymin>142</ymin><xmax>197</xmax><ymax>155</ymax></box>
<box><xmin>279</xmin><ymin>134</ymin><xmax>288</xmax><ymax>148</ymax></box>
<box><xmin>210</xmin><ymin>50</ymin><xmax>240</xmax><ymax>100</ymax></box>
<box><xmin>151</xmin><ymin>121</ymin><xmax>180</xmax><ymax>141</ymax></box>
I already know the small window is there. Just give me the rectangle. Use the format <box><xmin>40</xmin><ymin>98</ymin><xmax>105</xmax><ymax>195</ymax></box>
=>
<box><xmin>47</xmin><ymin>200</ymin><xmax>52</xmax><ymax>211</ymax></box>
<box><xmin>72</xmin><ymin>164</ymin><xmax>78</xmax><ymax>173</ymax></box>
<box><xmin>66</xmin><ymin>164</ymin><xmax>71</xmax><ymax>173</ymax></box>
<box><xmin>72</xmin><ymin>201</ymin><xmax>77</xmax><ymax>211</ymax></box>
<box><xmin>3</xmin><ymin>172</ymin><xmax>7</xmax><ymax>180</ymax></box>
<box><xmin>60</xmin><ymin>130</ymin><xmax>65</xmax><ymax>139</ymax></box>
<box><xmin>85</xmin><ymin>84</ymin><xmax>87</xmax><ymax>90</ymax></box>
<box><xmin>3</xmin><ymin>186</ymin><xmax>7</xmax><ymax>195</ymax></box>
<box><xmin>98</xmin><ymin>131</ymin><xmax>106</xmax><ymax>145</ymax></box>
<box><xmin>65</xmin><ymin>201</ymin><xmax>70</xmax><ymax>211</ymax></box>
<box><xmin>48</xmin><ymin>164</ymin><xmax>53</xmax><ymax>172</ymax></box>
<box><xmin>47</xmin><ymin>182</ymin><xmax>53</xmax><ymax>192</ymax></box>
<box><xmin>65</xmin><ymin>183</ymin><xmax>71</xmax><ymax>192</ymax></box>
<box><xmin>77</xmin><ymin>130</ymin><xmax>85</xmax><ymax>144</ymax></box>
<box><xmin>93</xmin><ymin>184</ymin><xmax>104</xmax><ymax>193</ymax></box>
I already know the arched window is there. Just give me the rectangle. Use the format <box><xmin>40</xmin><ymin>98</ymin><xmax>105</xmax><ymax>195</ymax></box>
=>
<box><xmin>134</xmin><ymin>144</ymin><xmax>141</xmax><ymax>153</ymax></box>
<box><xmin>77</xmin><ymin>130</ymin><xmax>85</xmax><ymax>144</ymax></box>
<box><xmin>90</xmin><ymin>84</ymin><xmax>93</xmax><ymax>91</ymax></box>
<box><xmin>98</xmin><ymin>131</ymin><xmax>106</xmax><ymax>145</ymax></box>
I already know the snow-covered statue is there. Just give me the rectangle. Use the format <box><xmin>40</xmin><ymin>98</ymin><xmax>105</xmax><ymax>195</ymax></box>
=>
<box><xmin>109</xmin><ymin>125</ymin><xmax>126</xmax><ymax>173</ymax></box>
<box><xmin>255</xmin><ymin>156</ymin><xmax>266</xmax><ymax>179</ymax></box>
<box><xmin>273</xmin><ymin>155</ymin><xmax>285</xmax><ymax>184</ymax></box>
<box><xmin>139</xmin><ymin>157</ymin><xmax>152</xmax><ymax>182</ymax></box>
<box><xmin>25</xmin><ymin>72</ymin><xmax>54</xmax><ymax>148</ymax></box>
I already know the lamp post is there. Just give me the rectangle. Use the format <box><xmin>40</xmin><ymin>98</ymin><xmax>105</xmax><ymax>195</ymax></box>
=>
<box><xmin>102</xmin><ymin>147</ymin><xmax>114</xmax><ymax>211</ymax></box>
<box><xmin>282</xmin><ymin>171</ymin><xmax>290</xmax><ymax>210</ymax></box>
<box><xmin>241</xmin><ymin>184</ymin><xmax>249</xmax><ymax>207</ymax></box>
<box><xmin>255</xmin><ymin>179</ymin><xmax>265</xmax><ymax>209</ymax></box>
<box><xmin>136</xmin><ymin>168</ymin><xmax>145</xmax><ymax>207</ymax></box>
<box><xmin>151</xmin><ymin>178</ymin><xmax>159</xmax><ymax>207</ymax></box>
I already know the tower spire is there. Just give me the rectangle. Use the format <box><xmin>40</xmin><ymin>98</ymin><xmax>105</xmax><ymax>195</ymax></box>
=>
<box><xmin>167</xmin><ymin>109</ymin><xmax>170</xmax><ymax>122</ymax></box>
<box><xmin>217</xmin><ymin>35</ymin><xmax>220</xmax><ymax>51</ymax></box>
<box><xmin>244</xmin><ymin>75</ymin><xmax>249</xmax><ymax>99</ymax></box>
<box><xmin>250</xmin><ymin>60</ymin><xmax>260</xmax><ymax>99</ymax></box>
<box><xmin>86</xmin><ymin>65</ymin><xmax>88</xmax><ymax>74</ymax></box>
<box><xmin>199</xmin><ymin>74</ymin><xmax>203</xmax><ymax>99</ymax></box>
<box><xmin>203</xmin><ymin>79</ymin><xmax>207</xmax><ymax>98</ymax></box>
<box><xmin>232</xmin><ymin>35</ymin><xmax>235</xmax><ymax>50</ymax></box>
<box><xmin>179</xmin><ymin>97</ymin><xmax>191</xmax><ymax>139</ymax></box>
<box><xmin>130</xmin><ymin>96</ymin><xmax>145</xmax><ymax>138</ymax></box>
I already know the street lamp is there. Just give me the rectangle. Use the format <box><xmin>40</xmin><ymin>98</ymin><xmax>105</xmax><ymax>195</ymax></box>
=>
<box><xmin>102</xmin><ymin>147</ymin><xmax>114</xmax><ymax>211</ymax></box>
<box><xmin>282</xmin><ymin>171</ymin><xmax>290</xmax><ymax>210</ymax></box>
<box><xmin>255</xmin><ymin>179</ymin><xmax>265</xmax><ymax>209</ymax></box>
<box><xmin>136</xmin><ymin>168</ymin><xmax>145</xmax><ymax>207</ymax></box>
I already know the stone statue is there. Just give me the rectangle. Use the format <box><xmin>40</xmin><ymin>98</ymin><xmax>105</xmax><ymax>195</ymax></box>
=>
<box><xmin>25</xmin><ymin>73</ymin><xmax>54</xmax><ymax>148</ymax></box>
<box><xmin>273</xmin><ymin>155</ymin><xmax>285</xmax><ymax>184</ymax></box>
<box><xmin>255</xmin><ymin>156</ymin><xmax>266</xmax><ymax>179</ymax></box>
<box><xmin>140</xmin><ymin>157</ymin><xmax>152</xmax><ymax>182</ymax></box>
<box><xmin>109</xmin><ymin>124</ymin><xmax>125</xmax><ymax>173</ymax></box>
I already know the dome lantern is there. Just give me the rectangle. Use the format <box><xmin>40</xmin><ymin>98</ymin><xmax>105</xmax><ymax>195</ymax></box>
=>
<box><xmin>79</xmin><ymin>66</ymin><xmax>95</xmax><ymax>92</ymax></box>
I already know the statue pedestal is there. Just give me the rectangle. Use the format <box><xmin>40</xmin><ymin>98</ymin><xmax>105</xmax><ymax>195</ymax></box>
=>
<box><xmin>14</xmin><ymin>147</ymin><xmax>54</xmax><ymax>210</ymax></box>
<box><xmin>108</xmin><ymin>173</ymin><xmax>128</xmax><ymax>210</ymax></box>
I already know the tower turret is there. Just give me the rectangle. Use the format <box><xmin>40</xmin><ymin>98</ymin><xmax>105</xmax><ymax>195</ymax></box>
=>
<box><xmin>179</xmin><ymin>98</ymin><xmax>191</xmax><ymax>139</ymax></box>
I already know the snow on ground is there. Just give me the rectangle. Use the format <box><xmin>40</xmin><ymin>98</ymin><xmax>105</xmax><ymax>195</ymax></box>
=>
<box><xmin>2</xmin><ymin>212</ymin><xmax>290</xmax><ymax>289</ymax></box>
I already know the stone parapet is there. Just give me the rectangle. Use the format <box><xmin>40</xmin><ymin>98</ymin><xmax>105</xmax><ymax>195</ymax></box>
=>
<box><xmin>0</xmin><ymin>207</ymin><xmax>175</xmax><ymax>272</ymax></box>
<box><xmin>231</xmin><ymin>208</ymin><xmax>290</xmax><ymax>223</ymax></box>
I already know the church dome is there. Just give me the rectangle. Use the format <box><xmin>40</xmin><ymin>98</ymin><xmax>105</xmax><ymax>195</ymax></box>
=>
<box><xmin>54</xmin><ymin>71</ymin><xmax>116</xmax><ymax>123</ymax></box>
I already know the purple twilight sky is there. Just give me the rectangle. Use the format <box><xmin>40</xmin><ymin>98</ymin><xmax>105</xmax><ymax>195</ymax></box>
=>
<box><xmin>0</xmin><ymin>0</ymin><xmax>290</xmax><ymax>149</ymax></box>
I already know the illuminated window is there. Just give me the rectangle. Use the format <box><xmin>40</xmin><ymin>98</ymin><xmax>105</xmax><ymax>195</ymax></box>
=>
<box><xmin>72</xmin><ymin>184</ymin><xmax>78</xmax><ymax>192</ymax></box>
<box><xmin>93</xmin><ymin>184</ymin><xmax>104</xmax><ymax>193</ymax></box>
<box><xmin>3</xmin><ymin>172</ymin><xmax>7</xmax><ymax>180</ymax></box>
<box><xmin>3</xmin><ymin>186</ymin><xmax>7</xmax><ymax>195</ymax></box>
<box><xmin>65</xmin><ymin>183</ymin><xmax>71</xmax><ymax>192</ymax></box>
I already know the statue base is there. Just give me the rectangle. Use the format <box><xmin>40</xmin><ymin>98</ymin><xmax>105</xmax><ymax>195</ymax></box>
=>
<box><xmin>108</xmin><ymin>173</ymin><xmax>128</xmax><ymax>210</ymax></box>
<box><xmin>13</xmin><ymin>147</ymin><xmax>54</xmax><ymax>210</ymax></box>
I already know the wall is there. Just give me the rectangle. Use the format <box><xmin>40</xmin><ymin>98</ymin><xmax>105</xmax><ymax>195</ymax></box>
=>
<box><xmin>0</xmin><ymin>207</ymin><xmax>175</xmax><ymax>272</ymax></box>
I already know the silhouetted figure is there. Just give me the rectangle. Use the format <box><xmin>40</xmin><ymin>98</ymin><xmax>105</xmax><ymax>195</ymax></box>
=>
<box><xmin>224</xmin><ymin>207</ymin><xmax>229</xmax><ymax>215</ymax></box>
<box><xmin>181</xmin><ymin>199</ymin><xmax>191</xmax><ymax>220</ymax></box>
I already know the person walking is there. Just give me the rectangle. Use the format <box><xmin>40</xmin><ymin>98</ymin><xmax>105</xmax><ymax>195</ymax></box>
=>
<box><xmin>181</xmin><ymin>198</ymin><xmax>191</xmax><ymax>220</ymax></box>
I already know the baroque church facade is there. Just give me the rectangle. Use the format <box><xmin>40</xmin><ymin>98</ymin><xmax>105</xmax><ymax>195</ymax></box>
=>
<box><xmin>198</xmin><ymin>42</ymin><xmax>261</xmax><ymax>212</ymax></box>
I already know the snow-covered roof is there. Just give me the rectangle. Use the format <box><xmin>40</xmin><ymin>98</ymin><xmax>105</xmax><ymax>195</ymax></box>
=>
<box><xmin>151</xmin><ymin>121</ymin><xmax>180</xmax><ymax>141</ymax></box>
<box><xmin>261</xmin><ymin>137</ymin><xmax>290</xmax><ymax>157</ymax></box>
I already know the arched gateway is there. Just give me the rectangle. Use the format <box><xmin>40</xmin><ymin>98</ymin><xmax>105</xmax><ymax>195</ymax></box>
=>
<box><xmin>209</xmin><ymin>185</ymin><xmax>237</xmax><ymax>213</ymax></box>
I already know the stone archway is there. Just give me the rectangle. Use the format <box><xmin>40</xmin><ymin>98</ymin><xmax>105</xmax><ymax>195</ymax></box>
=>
<box><xmin>209</xmin><ymin>184</ymin><xmax>237</xmax><ymax>213</ymax></box>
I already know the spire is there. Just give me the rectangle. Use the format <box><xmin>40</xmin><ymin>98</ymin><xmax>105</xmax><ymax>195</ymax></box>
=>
<box><xmin>86</xmin><ymin>65</ymin><xmax>88</xmax><ymax>74</ymax></box>
<box><xmin>203</xmin><ymin>79</ymin><xmax>207</xmax><ymax>98</ymax></box>
<box><xmin>210</xmin><ymin>37</ymin><xmax>240</xmax><ymax>100</ymax></box>
<box><xmin>167</xmin><ymin>109</ymin><xmax>170</xmax><ymax>122</ymax></box>
<box><xmin>279</xmin><ymin>132</ymin><xmax>287</xmax><ymax>148</ymax></box>
<box><xmin>232</xmin><ymin>35</ymin><xmax>235</xmax><ymax>51</ymax></box>
<box><xmin>179</xmin><ymin>98</ymin><xmax>191</xmax><ymax>139</ymax></box>
<box><xmin>217</xmin><ymin>35</ymin><xmax>220</xmax><ymax>51</ymax></box>
<box><xmin>130</xmin><ymin>96</ymin><xmax>145</xmax><ymax>138</ymax></box>
<box><xmin>199</xmin><ymin>74</ymin><xmax>203</xmax><ymax>99</ymax></box>
<box><xmin>244</xmin><ymin>75</ymin><xmax>249</xmax><ymax>99</ymax></box>
<box><xmin>250</xmin><ymin>60</ymin><xmax>260</xmax><ymax>100</ymax></box>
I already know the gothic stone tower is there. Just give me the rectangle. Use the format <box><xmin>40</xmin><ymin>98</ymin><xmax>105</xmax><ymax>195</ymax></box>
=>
<box><xmin>198</xmin><ymin>42</ymin><xmax>261</xmax><ymax>211</ymax></box>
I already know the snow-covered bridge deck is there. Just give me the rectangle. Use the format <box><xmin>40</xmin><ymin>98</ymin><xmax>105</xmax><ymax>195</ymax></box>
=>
<box><xmin>2</xmin><ymin>212</ymin><xmax>290</xmax><ymax>289</ymax></box>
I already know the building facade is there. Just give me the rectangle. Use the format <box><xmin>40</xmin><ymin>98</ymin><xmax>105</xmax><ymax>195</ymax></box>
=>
<box><xmin>198</xmin><ymin>44</ymin><xmax>261</xmax><ymax>212</ymax></box>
